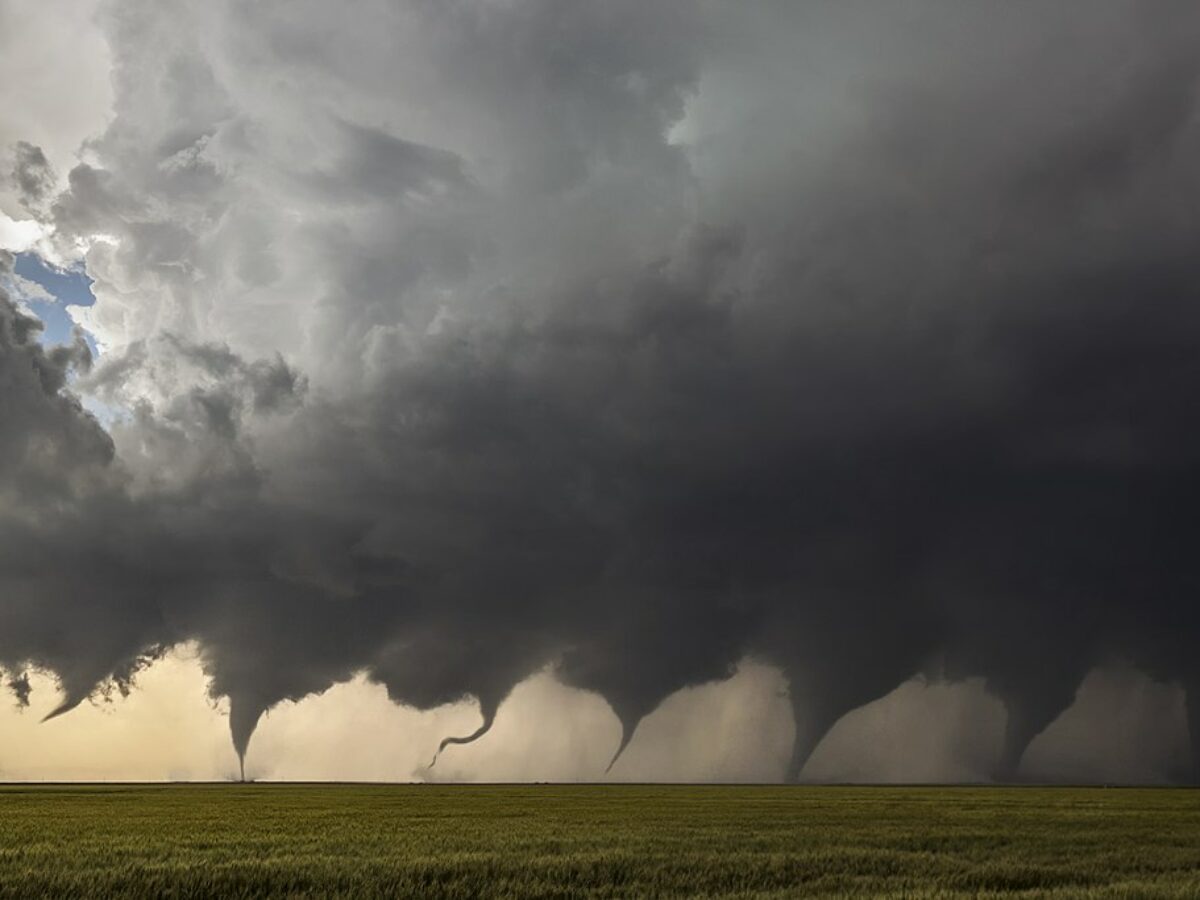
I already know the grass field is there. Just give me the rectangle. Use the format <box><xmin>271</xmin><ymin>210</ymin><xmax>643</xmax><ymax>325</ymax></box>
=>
<box><xmin>1</xmin><ymin>784</ymin><xmax>1199</xmax><ymax>898</ymax></box>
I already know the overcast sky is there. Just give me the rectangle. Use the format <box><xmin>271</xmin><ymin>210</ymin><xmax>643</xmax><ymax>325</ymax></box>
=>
<box><xmin>3</xmin><ymin>0</ymin><xmax>1200</xmax><ymax>783</ymax></box>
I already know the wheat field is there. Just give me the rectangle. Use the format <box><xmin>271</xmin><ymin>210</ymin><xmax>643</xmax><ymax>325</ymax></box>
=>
<box><xmin>1</xmin><ymin>784</ymin><xmax>1198</xmax><ymax>897</ymax></box>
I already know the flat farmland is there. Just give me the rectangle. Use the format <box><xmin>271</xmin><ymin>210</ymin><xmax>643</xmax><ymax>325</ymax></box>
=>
<box><xmin>1</xmin><ymin>784</ymin><xmax>1198</xmax><ymax>898</ymax></box>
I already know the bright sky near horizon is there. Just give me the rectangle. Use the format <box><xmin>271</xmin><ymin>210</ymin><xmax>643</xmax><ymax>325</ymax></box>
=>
<box><xmin>0</xmin><ymin>649</ymin><xmax>1191</xmax><ymax>784</ymax></box>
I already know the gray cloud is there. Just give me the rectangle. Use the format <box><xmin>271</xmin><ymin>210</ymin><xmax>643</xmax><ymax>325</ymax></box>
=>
<box><xmin>3</xmin><ymin>0</ymin><xmax>1200</xmax><ymax>782</ymax></box>
<box><xmin>10</xmin><ymin>142</ymin><xmax>56</xmax><ymax>214</ymax></box>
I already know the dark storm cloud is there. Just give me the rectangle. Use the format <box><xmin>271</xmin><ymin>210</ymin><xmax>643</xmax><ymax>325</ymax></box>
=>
<box><xmin>4</xmin><ymin>0</ymin><xmax>1200</xmax><ymax>781</ymax></box>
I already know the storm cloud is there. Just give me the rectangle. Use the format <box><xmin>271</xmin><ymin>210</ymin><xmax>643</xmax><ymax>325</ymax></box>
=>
<box><xmin>4</xmin><ymin>0</ymin><xmax>1200</xmax><ymax>782</ymax></box>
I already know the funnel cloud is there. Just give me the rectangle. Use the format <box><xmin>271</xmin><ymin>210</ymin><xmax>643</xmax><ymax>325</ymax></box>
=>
<box><xmin>3</xmin><ymin>0</ymin><xmax>1200</xmax><ymax>782</ymax></box>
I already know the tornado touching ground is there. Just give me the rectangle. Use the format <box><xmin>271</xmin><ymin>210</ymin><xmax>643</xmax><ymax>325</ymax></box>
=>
<box><xmin>3</xmin><ymin>0</ymin><xmax>1200</xmax><ymax>783</ymax></box>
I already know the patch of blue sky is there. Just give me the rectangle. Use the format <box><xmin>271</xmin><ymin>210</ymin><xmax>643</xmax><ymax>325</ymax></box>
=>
<box><xmin>5</xmin><ymin>252</ymin><xmax>118</xmax><ymax>424</ymax></box>
<box><xmin>12</xmin><ymin>252</ymin><xmax>99</xmax><ymax>354</ymax></box>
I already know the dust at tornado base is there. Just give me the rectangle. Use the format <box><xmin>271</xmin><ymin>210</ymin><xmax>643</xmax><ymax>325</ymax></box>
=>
<box><xmin>1</xmin><ymin>784</ymin><xmax>1198</xmax><ymax>898</ymax></box>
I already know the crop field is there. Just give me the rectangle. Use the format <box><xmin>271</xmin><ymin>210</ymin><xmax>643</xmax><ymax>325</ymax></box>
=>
<box><xmin>1</xmin><ymin>784</ymin><xmax>1199</xmax><ymax>898</ymax></box>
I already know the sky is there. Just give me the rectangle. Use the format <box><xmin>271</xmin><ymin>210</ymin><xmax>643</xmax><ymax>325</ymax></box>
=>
<box><xmin>7</xmin><ymin>253</ymin><xmax>97</xmax><ymax>349</ymax></box>
<box><xmin>2</xmin><ymin>0</ymin><xmax>1200</xmax><ymax>783</ymax></box>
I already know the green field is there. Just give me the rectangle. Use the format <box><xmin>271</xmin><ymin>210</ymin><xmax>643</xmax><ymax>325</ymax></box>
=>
<box><xmin>1</xmin><ymin>784</ymin><xmax>1199</xmax><ymax>898</ymax></box>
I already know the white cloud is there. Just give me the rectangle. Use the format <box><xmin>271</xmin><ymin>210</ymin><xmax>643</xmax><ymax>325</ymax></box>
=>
<box><xmin>0</xmin><ymin>214</ymin><xmax>44</xmax><ymax>252</ymax></box>
<box><xmin>0</xmin><ymin>0</ymin><xmax>112</xmax><ymax>220</ymax></box>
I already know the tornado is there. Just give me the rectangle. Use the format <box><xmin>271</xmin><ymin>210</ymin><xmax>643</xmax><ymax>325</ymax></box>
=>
<box><xmin>604</xmin><ymin>716</ymin><xmax>638</xmax><ymax>776</ymax></box>
<box><xmin>429</xmin><ymin>708</ymin><xmax>497</xmax><ymax>768</ymax></box>
<box><xmin>1182</xmin><ymin>680</ymin><xmax>1200</xmax><ymax>785</ymax></box>
<box><xmin>228</xmin><ymin>694</ymin><xmax>267</xmax><ymax>783</ymax></box>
